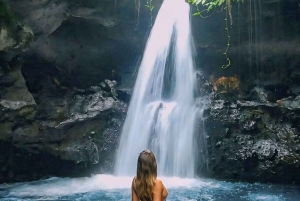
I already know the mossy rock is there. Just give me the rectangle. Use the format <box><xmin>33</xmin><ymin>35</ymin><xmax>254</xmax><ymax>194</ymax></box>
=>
<box><xmin>0</xmin><ymin>1</ymin><xmax>17</xmax><ymax>47</ymax></box>
<box><xmin>282</xmin><ymin>155</ymin><xmax>299</xmax><ymax>165</ymax></box>
<box><xmin>89</xmin><ymin>119</ymin><xmax>106</xmax><ymax>145</ymax></box>
<box><xmin>18</xmin><ymin>106</ymin><xmax>36</xmax><ymax>119</ymax></box>
<box><xmin>0</xmin><ymin>1</ymin><xmax>33</xmax><ymax>51</ymax></box>
<box><xmin>0</xmin><ymin>122</ymin><xmax>14</xmax><ymax>140</ymax></box>
<box><xmin>0</xmin><ymin>1</ymin><xmax>17</xmax><ymax>27</ymax></box>
<box><xmin>259</xmin><ymin>130</ymin><xmax>272</xmax><ymax>139</ymax></box>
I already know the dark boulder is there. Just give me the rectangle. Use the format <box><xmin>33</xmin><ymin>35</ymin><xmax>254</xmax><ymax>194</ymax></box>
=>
<box><xmin>202</xmin><ymin>97</ymin><xmax>300</xmax><ymax>184</ymax></box>
<box><xmin>0</xmin><ymin>75</ymin><xmax>127</xmax><ymax>182</ymax></box>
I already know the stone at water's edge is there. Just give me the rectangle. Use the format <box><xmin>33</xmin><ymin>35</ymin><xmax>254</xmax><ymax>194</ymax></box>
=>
<box><xmin>202</xmin><ymin>98</ymin><xmax>300</xmax><ymax>184</ymax></box>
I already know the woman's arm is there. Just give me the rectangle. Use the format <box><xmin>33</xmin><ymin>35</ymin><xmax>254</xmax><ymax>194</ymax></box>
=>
<box><xmin>153</xmin><ymin>179</ymin><xmax>168</xmax><ymax>201</ymax></box>
<box><xmin>132</xmin><ymin>178</ymin><xmax>139</xmax><ymax>201</ymax></box>
<box><xmin>162</xmin><ymin>182</ymin><xmax>168</xmax><ymax>200</ymax></box>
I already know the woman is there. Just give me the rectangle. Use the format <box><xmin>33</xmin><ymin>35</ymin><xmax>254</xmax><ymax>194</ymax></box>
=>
<box><xmin>132</xmin><ymin>150</ymin><xmax>168</xmax><ymax>201</ymax></box>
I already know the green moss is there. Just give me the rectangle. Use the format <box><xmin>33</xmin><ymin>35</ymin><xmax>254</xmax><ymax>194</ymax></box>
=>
<box><xmin>91</xmin><ymin>131</ymin><xmax>105</xmax><ymax>145</ymax></box>
<box><xmin>0</xmin><ymin>122</ymin><xmax>14</xmax><ymax>140</ymax></box>
<box><xmin>54</xmin><ymin>107</ymin><xmax>68</xmax><ymax>125</ymax></box>
<box><xmin>19</xmin><ymin>106</ymin><xmax>36</xmax><ymax>119</ymax></box>
<box><xmin>259</xmin><ymin>129</ymin><xmax>271</xmax><ymax>139</ymax></box>
<box><xmin>92</xmin><ymin>132</ymin><xmax>104</xmax><ymax>146</ymax></box>
<box><xmin>283</xmin><ymin>155</ymin><xmax>299</xmax><ymax>165</ymax></box>
<box><xmin>22</xmin><ymin>122</ymin><xmax>40</xmax><ymax>138</ymax></box>
<box><xmin>0</xmin><ymin>1</ymin><xmax>17</xmax><ymax>27</ymax></box>
<box><xmin>89</xmin><ymin>120</ymin><xmax>106</xmax><ymax>145</ymax></box>
<box><xmin>0</xmin><ymin>1</ymin><xmax>20</xmax><ymax>51</ymax></box>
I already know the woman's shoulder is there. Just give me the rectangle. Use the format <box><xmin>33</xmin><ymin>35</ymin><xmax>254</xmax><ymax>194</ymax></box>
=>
<box><xmin>153</xmin><ymin>178</ymin><xmax>168</xmax><ymax>199</ymax></box>
<box><xmin>154</xmin><ymin>178</ymin><xmax>164</xmax><ymax>188</ymax></box>
<box><xmin>155</xmin><ymin>178</ymin><xmax>163</xmax><ymax>183</ymax></box>
<box><xmin>132</xmin><ymin>176</ymin><xmax>136</xmax><ymax>187</ymax></box>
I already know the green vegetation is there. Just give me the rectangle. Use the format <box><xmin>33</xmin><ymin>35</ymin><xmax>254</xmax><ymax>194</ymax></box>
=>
<box><xmin>141</xmin><ymin>0</ymin><xmax>242</xmax><ymax>68</ymax></box>
<box><xmin>145</xmin><ymin>0</ymin><xmax>154</xmax><ymax>26</ymax></box>
<box><xmin>188</xmin><ymin>0</ymin><xmax>241</xmax><ymax>14</ymax></box>
<box><xmin>189</xmin><ymin>0</ymin><xmax>243</xmax><ymax>68</ymax></box>
<box><xmin>0</xmin><ymin>1</ymin><xmax>18</xmax><ymax>49</ymax></box>
<box><xmin>0</xmin><ymin>1</ymin><xmax>17</xmax><ymax>26</ymax></box>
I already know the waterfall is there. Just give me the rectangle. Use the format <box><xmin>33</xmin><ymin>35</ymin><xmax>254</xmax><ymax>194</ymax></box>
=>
<box><xmin>114</xmin><ymin>0</ymin><xmax>197</xmax><ymax>178</ymax></box>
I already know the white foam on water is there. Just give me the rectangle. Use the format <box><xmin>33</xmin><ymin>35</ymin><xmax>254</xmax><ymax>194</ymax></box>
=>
<box><xmin>4</xmin><ymin>174</ymin><xmax>219</xmax><ymax>197</ymax></box>
<box><xmin>246</xmin><ymin>193</ymin><xmax>284</xmax><ymax>201</ymax></box>
<box><xmin>160</xmin><ymin>176</ymin><xmax>219</xmax><ymax>189</ymax></box>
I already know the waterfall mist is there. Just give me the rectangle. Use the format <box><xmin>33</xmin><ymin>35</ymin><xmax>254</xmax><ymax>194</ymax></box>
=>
<box><xmin>114</xmin><ymin>0</ymin><xmax>198</xmax><ymax>178</ymax></box>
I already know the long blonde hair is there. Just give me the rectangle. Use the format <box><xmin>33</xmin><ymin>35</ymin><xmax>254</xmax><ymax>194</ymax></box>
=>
<box><xmin>135</xmin><ymin>150</ymin><xmax>157</xmax><ymax>200</ymax></box>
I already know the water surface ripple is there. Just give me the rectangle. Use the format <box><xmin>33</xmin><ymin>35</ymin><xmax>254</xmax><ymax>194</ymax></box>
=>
<box><xmin>0</xmin><ymin>175</ymin><xmax>299</xmax><ymax>201</ymax></box>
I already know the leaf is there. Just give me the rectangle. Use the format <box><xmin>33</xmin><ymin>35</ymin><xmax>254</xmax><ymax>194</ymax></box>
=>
<box><xmin>218</xmin><ymin>0</ymin><xmax>225</xmax><ymax>6</ymax></box>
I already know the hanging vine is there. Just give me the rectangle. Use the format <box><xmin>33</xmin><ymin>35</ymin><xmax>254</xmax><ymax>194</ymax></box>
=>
<box><xmin>141</xmin><ymin>0</ymin><xmax>242</xmax><ymax>67</ymax></box>
<box><xmin>188</xmin><ymin>0</ymin><xmax>238</xmax><ymax>22</ymax></box>
<box><xmin>135</xmin><ymin>0</ymin><xmax>141</xmax><ymax>30</ymax></box>
<box><xmin>145</xmin><ymin>0</ymin><xmax>154</xmax><ymax>26</ymax></box>
<box><xmin>222</xmin><ymin>0</ymin><xmax>231</xmax><ymax>68</ymax></box>
<box><xmin>189</xmin><ymin>0</ymin><xmax>242</xmax><ymax>68</ymax></box>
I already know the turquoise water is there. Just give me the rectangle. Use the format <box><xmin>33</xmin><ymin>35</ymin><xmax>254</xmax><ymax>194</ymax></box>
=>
<box><xmin>0</xmin><ymin>175</ymin><xmax>299</xmax><ymax>201</ymax></box>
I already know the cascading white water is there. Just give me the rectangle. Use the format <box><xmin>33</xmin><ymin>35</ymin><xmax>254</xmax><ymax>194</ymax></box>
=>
<box><xmin>114</xmin><ymin>0</ymin><xmax>197</xmax><ymax>177</ymax></box>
